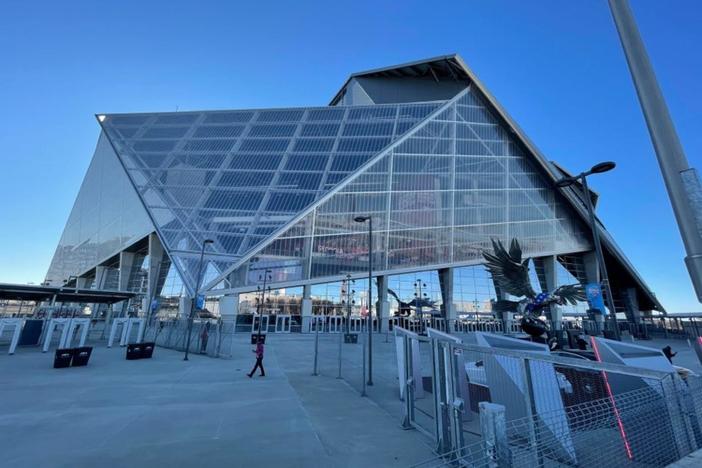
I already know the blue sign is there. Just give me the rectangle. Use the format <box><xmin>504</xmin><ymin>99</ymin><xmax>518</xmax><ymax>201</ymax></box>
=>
<box><xmin>585</xmin><ymin>283</ymin><xmax>607</xmax><ymax>315</ymax></box>
<box><xmin>150</xmin><ymin>299</ymin><xmax>159</xmax><ymax>312</ymax></box>
<box><xmin>196</xmin><ymin>295</ymin><xmax>205</xmax><ymax>310</ymax></box>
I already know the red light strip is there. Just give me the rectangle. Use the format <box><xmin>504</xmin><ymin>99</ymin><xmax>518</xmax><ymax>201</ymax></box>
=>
<box><xmin>590</xmin><ymin>336</ymin><xmax>634</xmax><ymax>460</ymax></box>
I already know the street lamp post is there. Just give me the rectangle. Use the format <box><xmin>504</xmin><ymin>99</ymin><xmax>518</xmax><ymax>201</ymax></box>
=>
<box><xmin>341</xmin><ymin>274</ymin><xmax>356</xmax><ymax>335</ymax></box>
<box><xmin>184</xmin><ymin>239</ymin><xmax>214</xmax><ymax>361</ymax></box>
<box><xmin>354</xmin><ymin>215</ymin><xmax>373</xmax><ymax>386</ymax></box>
<box><xmin>256</xmin><ymin>270</ymin><xmax>272</xmax><ymax>337</ymax></box>
<box><xmin>414</xmin><ymin>280</ymin><xmax>428</xmax><ymax>334</ymax></box>
<box><xmin>556</xmin><ymin>161</ymin><xmax>620</xmax><ymax>340</ymax></box>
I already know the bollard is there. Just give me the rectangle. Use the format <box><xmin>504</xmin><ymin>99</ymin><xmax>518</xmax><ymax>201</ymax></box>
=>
<box><xmin>479</xmin><ymin>402</ymin><xmax>511</xmax><ymax>468</ymax></box>
<box><xmin>337</xmin><ymin>327</ymin><xmax>343</xmax><ymax>379</ymax></box>
<box><xmin>361</xmin><ymin>332</ymin><xmax>367</xmax><ymax>397</ymax></box>
<box><xmin>312</xmin><ymin>318</ymin><xmax>319</xmax><ymax>376</ymax></box>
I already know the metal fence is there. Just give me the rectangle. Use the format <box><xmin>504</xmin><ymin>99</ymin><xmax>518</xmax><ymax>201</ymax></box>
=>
<box><xmin>143</xmin><ymin>318</ymin><xmax>235</xmax><ymax>358</ymax></box>
<box><xmin>398</xmin><ymin>327</ymin><xmax>702</xmax><ymax>467</ymax></box>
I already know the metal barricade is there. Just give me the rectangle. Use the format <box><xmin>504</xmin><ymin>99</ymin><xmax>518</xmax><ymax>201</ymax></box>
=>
<box><xmin>395</xmin><ymin>327</ymin><xmax>431</xmax><ymax>436</ymax></box>
<box><xmin>404</xmin><ymin>329</ymin><xmax>702</xmax><ymax>465</ymax></box>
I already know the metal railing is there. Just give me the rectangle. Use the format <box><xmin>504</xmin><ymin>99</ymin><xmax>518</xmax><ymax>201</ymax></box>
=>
<box><xmin>398</xmin><ymin>327</ymin><xmax>702</xmax><ymax>467</ymax></box>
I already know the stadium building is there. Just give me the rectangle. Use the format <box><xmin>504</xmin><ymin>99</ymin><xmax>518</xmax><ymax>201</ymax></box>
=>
<box><xmin>45</xmin><ymin>54</ymin><xmax>664</xmax><ymax>332</ymax></box>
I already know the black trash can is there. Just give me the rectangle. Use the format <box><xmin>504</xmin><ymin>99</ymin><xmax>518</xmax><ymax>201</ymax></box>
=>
<box><xmin>141</xmin><ymin>342</ymin><xmax>155</xmax><ymax>359</ymax></box>
<box><xmin>344</xmin><ymin>333</ymin><xmax>358</xmax><ymax>344</ymax></box>
<box><xmin>71</xmin><ymin>347</ymin><xmax>93</xmax><ymax>367</ymax></box>
<box><xmin>126</xmin><ymin>343</ymin><xmax>143</xmax><ymax>360</ymax></box>
<box><xmin>250</xmin><ymin>334</ymin><xmax>266</xmax><ymax>345</ymax></box>
<box><xmin>53</xmin><ymin>348</ymin><xmax>73</xmax><ymax>368</ymax></box>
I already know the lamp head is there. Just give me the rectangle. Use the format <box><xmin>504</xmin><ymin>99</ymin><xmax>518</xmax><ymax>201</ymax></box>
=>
<box><xmin>590</xmin><ymin>161</ymin><xmax>616</xmax><ymax>174</ymax></box>
<box><xmin>354</xmin><ymin>216</ymin><xmax>370</xmax><ymax>223</ymax></box>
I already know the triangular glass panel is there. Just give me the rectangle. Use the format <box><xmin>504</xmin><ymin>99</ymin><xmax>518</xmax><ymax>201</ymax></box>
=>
<box><xmin>100</xmin><ymin>101</ymin><xmax>444</xmax><ymax>293</ymax></box>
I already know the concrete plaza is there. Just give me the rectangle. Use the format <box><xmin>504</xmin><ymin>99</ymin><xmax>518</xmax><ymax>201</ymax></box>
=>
<box><xmin>0</xmin><ymin>335</ymin><xmax>434</xmax><ymax>468</ymax></box>
<box><xmin>1</xmin><ymin>329</ymin><xmax>700</xmax><ymax>468</ymax></box>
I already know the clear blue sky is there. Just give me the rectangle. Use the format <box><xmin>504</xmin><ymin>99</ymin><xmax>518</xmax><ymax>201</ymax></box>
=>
<box><xmin>0</xmin><ymin>1</ymin><xmax>700</xmax><ymax>312</ymax></box>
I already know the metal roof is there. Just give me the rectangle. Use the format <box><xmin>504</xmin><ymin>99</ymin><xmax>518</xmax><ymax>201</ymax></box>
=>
<box><xmin>330</xmin><ymin>54</ymin><xmax>470</xmax><ymax>105</ymax></box>
<box><xmin>0</xmin><ymin>283</ymin><xmax>136</xmax><ymax>304</ymax></box>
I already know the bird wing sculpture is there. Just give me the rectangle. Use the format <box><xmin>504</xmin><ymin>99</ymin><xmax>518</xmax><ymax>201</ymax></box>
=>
<box><xmin>482</xmin><ymin>238</ymin><xmax>537</xmax><ymax>300</ymax></box>
<box><xmin>552</xmin><ymin>283</ymin><xmax>586</xmax><ymax>306</ymax></box>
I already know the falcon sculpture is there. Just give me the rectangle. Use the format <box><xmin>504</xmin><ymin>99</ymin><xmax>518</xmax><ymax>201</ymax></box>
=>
<box><xmin>482</xmin><ymin>238</ymin><xmax>585</xmax><ymax>337</ymax></box>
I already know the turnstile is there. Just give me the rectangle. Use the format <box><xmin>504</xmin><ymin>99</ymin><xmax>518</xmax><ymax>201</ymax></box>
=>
<box><xmin>0</xmin><ymin>318</ymin><xmax>23</xmax><ymax>355</ymax></box>
<box><xmin>275</xmin><ymin>314</ymin><xmax>291</xmax><ymax>333</ymax></box>
<box><xmin>327</xmin><ymin>316</ymin><xmax>343</xmax><ymax>333</ymax></box>
<box><xmin>43</xmin><ymin>318</ymin><xmax>91</xmax><ymax>352</ymax></box>
<box><xmin>108</xmin><ymin>318</ymin><xmax>145</xmax><ymax>347</ymax></box>
<box><xmin>349</xmin><ymin>317</ymin><xmax>363</xmax><ymax>333</ymax></box>
<box><xmin>251</xmin><ymin>314</ymin><xmax>270</xmax><ymax>334</ymax></box>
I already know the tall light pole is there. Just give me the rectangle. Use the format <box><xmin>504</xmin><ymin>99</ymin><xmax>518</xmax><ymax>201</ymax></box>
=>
<box><xmin>184</xmin><ymin>238</ymin><xmax>214</xmax><ymax>361</ymax></box>
<box><xmin>608</xmin><ymin>0</ymin><xmax>702</xmax><ymax>302</ymax></box>
<box><xmin>354</xmin><ymin>215</ymin><xmax>373</xmax><ymax>386</ymax></box>
<box><xmin>556</xmin><ymin>162</ymin><xmax>620</xmax><ymax>340</ymax></box>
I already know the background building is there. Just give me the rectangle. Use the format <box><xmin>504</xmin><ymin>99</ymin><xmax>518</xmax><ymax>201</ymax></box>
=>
<box><xmin>45</xmin><ymin>54</ymin><xmax>663</xmax><ymax>330</ymax></box>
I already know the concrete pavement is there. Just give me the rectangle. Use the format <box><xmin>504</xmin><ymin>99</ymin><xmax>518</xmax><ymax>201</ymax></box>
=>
<box><xmin>0</xmin><ymin>335</ymin><xmax>435</xmax><ymax>468</ymax></box>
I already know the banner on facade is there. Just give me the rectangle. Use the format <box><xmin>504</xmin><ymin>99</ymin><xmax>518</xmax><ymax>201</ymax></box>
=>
<box><xmin>585</xmin><ymin>283</ymin><xmax>607</xmax><ymax>315</ymax></box>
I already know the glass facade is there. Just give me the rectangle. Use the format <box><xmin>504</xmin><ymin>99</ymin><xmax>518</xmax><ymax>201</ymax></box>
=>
<box><xmin>45</xmin><ymin>133</ymin><xmax>155</xmax><ymax>285</ymax></box>
<box><xmin>99</xmin><ymin>101</ymin><xmax>444</xmax><ymax>294</ymax></box>
<box><xmin>45</xmin><ymin>52</ymin><xmax>666</xmax><ymax>323</ymax></box>
<box><xmin>217</xmin><ymin>86</ymin><xmax>591</xmax><ymax>292</ymax></box>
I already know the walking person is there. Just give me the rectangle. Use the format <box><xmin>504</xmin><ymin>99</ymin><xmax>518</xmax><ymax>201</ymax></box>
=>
<box><xmin>662</xmin><ymin>345</ymin><xmax>677</xmax><ymax>364</ymax></box>
<box><xmin>248</xmin><ymin>336</ymin><xmax>265</xmax><ymax>377</ymax></box>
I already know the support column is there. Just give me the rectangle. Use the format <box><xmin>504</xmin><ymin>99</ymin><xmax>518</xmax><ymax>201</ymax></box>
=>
<box><xmin>622</xmin><ymin>287</ymin><xmax>642</xmax><ymax>325</ymax></box>
<box><xmin>119</xmin><ymin>251</ymin><xmax>136</xmax><ymax>317</ymax></box>
<box><xmin>439</xmin><ymin>268</ymin><xmax>456</xmax><ymax>331</ymax></box>
<box><xmin>219</xmin><ymin>294</ymin><xmax>239</xmax><ymax>323</ymax></box>
<box><xmin>119</xmin><ymin>251</ymin><xmax>135</xmax><ymax>291</ymax></box>
<box><xmin>582</xmin><ymin>251</ymin><xmax>605</xmax><ymax>333</ymax></box>
<box><xmin>178</xmin><ymin>296</ymin><xmax>191</xmax><ymax>320</ymax></box>
<box><xmin>146</xmin><ymin>233</ymin><xmax>164</xmax><ymax>323</ymax></box>
<box><xmin>301</xmin><ymin>284</ymin><xmax>313</xmax><ymax>332</ymax></box>
<box><xmin>540</xmin><ymin>256</ymin><xmax>562</xmax><ymax>331</ymax></box>
<box><xmin>91</xmin><ymin>266</ymin><xmax>107</xmax><ymax>318</ymax></box>
<box><xmin>376</xmin><ymin>275</ymin><xmax>389</xmax><ymax>333</ymax></box>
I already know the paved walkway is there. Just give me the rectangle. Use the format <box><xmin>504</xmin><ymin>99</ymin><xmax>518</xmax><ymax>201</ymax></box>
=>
<box><xmin>0</xmin><ymin>336</ymin><xmax>434</xmax><ymax>468</ymax></box>
<box><xmin>631</xmin><ymin>337</ymin><xmax>702</xmax><ymax>372</ymax></box>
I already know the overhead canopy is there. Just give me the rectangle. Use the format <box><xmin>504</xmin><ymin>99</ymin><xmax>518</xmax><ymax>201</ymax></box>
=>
<box><xmin>0</xmin><ymin>283</ymin><xmax>136</xmax><ymax>304</ymax></box>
